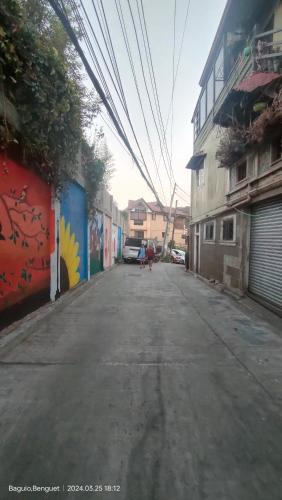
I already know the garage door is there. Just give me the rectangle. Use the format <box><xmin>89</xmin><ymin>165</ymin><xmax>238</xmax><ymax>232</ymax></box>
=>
<box><xmin>249</xmin><ymin>198</ymin><xmax>282</xmax><ymax>313</ymax></box>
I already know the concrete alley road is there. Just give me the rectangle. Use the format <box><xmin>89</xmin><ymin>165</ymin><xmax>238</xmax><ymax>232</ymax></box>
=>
<box><xmin>1</xmin><ymin>263</ymin><xmax>282</xmax><ymax>500</ymax></box>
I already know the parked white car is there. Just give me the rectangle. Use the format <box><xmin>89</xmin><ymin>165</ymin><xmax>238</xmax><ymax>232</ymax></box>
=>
<box><xmin>171</xmin><ymin>248</ymin><xmax>185</xmax><ymax>264</ymax></box>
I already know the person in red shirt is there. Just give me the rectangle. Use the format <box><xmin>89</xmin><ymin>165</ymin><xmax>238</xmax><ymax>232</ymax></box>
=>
<box><xmin>147</xmin><ymin>245</ymin><xmax>154</xmax><ymax>271</ymax></box>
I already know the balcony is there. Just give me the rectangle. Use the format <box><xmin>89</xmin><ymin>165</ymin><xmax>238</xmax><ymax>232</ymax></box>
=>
<box><xmin>226</xmin><ymin>157</ymin><xmax>282</xmax><ymax>207</ymax></box>
<box><xmin>214</xmin><ymin>27</ymin><xmax>282</xmax><ymax>128</ymax></box>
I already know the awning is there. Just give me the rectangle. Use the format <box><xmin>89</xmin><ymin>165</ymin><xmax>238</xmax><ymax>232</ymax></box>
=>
<box><xmin>233</xmin><ymin>71</ymin><xmax>282</xmax><ymax>93</ymax></box>
<box><xmin>185</xmin><ymin>152</ymin><xmax>206</xmax><ymax>170</ymax></box>
<box><xmin>214</xmin><ymin>71</ymin><xmax>282</xmax><ymax>127</ymax></box>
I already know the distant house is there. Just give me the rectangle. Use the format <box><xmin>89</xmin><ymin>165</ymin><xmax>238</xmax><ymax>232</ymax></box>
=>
<box><xmin>187</xmin><ymin>0</ymin><xmax>282</xmax><ymax>314</ymax></box>
<box><xmin>127</xmin><ymin>199</ymin><xmax>190</xmax><ymax>249</ymax></box>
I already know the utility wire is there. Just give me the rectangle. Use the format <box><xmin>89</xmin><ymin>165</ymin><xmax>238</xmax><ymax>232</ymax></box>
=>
<box><xmin>97</xmin><ymin>0</ymin><xmax>159</xmax><ymax>193</ymax></box>
<box><xmin>48</xmin><ymin>0</ymin><xmax>163</xmax><ymax>207</ymax></box>
<box><xmin>139</xmin><ymin>0</ymin><xmax>174</xmax><ymax>183</ymax></box>
<box><xmin>176</xmin><ymin>184</ymin><xmax>191</xmax><ymax>200</ymax></box>
<box><xmin>78</xmin><ymin>0</ymin><xmax>128</xmax><ymax>115</ymax></box>
<box><xmin>100</xmin><ymin>113</ymin><xmax>134</xmax><ymax>159</ymax></box>
<box><xmin>92</xmin><ymin>0</ymin><xmax>128</xmax><ymax>113</ymax></box>
<box><xmin>70</xmin><ymin>0</ymin><xmax>125</xmax><ymax>132</ymax></box>
<box><xmin>76</xmin><ymin>0</ymin><xmax>158</xmax><ymax>195</ymax></box>
<box><xmin>157</xmin><ymin>0</ymin><xmax>191</xmax><ymax>174</ymax></box>
<box><xmin>175</xmin><ymin>190</ymin><xmax>190</xmax><ymax>205</ymax></box>
<box><xmin>114</xmin><ymin>0</ymin><xmax>168</xmax><ymax>201</ymax></box>
<box><xmin>126</xmin><ymin>0</ymin><xmax>173</xmax><ymax>198</ymax></box>
<box><xmin>171</xmin><ymin>0</ymin><xmax>177</xmax><ymax>173</ymax></box>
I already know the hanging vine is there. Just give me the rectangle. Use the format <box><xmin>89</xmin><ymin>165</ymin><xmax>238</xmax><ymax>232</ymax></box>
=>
<box><xmin>0</xmin><ymin>0</ymin><xmax>100</xmax><ymax>191</ymax></box>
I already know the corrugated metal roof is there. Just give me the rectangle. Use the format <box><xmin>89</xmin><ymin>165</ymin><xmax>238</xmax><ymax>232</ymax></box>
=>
<box><xmin>233</xmin><ymin>72</ymin><xmax>282</xmax><ymax>92</ymax></box>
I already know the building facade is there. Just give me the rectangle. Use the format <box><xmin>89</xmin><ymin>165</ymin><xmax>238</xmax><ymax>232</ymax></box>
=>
<box><xmin>127</xmin><ymin>199</ymin><xmax>190</xmax><ymax>249</ymax></box>
<box><xmin>188</xmin><ymin>0</ymin><xmax>282</xmax><ymax>315</ymax></box>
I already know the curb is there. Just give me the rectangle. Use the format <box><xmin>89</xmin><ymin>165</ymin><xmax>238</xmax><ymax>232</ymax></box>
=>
<box><xmin>0</xmin><ymin>267</ymin><xmax>112</xmax><ymax>358</ymax></box>
<box><xmin>189</xmin><ymin>271</ymin><xmax>244</xmax><ymax>301</ymax></box>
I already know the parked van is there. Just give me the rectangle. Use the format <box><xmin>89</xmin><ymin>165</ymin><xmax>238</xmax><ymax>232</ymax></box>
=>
<box><xmin>123</xmin><ymin>237</ymin><xmax>146</xmax><ymax>263</ymax></box>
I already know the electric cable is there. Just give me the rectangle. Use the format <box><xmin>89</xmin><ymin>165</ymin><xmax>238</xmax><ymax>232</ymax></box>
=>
<box><xmin>114</xmin><ymin>0</ymin><xmax>168</xmax><ymax>201</ymax></box>
<box><xmin>74</xmin><ymin>0</ymin><xmax>159</xmax><ymax>196</ymax></box>
<box><xmin>48</xmin><ymin>0</ymin><xmax>163</xmax><ymax>207</ymax></box>
<box><xmin>139</xmin><ymin>0</ymin><xmax>174</xmax><ymax>183</ymax></box>
<box><xmin>127</xmin><ymin>0</ymin><xmax>173</xmax><ymax>191</ymax></box>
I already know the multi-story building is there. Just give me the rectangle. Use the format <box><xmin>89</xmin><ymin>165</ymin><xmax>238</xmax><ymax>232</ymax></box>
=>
<box><xmin>187</xmin><ymin>0</ymin><xmax>282</xmax><ymax>315</ymax></box>
<box><xmin>127</xmin><ymin>199</ymin><xmax>190</xmax><ymax>249</ymax></box>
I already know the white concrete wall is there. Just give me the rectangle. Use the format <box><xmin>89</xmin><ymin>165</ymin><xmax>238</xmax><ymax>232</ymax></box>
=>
<box><xmin>191</xmin><ymin>126</ymin><xmax>228</xmax><ymax>223</ymax></box>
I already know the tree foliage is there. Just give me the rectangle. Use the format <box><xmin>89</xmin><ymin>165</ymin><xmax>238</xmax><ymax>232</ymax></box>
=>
<box><xmin>0</xmin><ymin>0</ymin><xmax>103</xmax><ymax>196</ymax></box>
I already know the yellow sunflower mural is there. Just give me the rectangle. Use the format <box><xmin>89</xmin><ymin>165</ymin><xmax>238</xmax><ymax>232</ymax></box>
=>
<box><xmin>60</xmin><ymin>216</ymin><xmax>80</xmax><ymax>290</ymax></box>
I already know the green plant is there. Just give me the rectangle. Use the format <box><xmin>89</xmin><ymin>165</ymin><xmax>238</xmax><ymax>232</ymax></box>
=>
<box><xmin>0</xmin><ymin>0</ymin><xmax>99</xmax><ymax>190</ymax></box>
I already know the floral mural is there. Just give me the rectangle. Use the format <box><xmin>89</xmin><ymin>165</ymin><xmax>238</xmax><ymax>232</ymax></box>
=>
<box><xmin>0</xmin><ymin>156</ymin><xmax>52</xmax><ymax>312</ymax></box>
<box><xmin>60</xmin><ymin>216</ymin><xmax>80</xmax><ymax>289</ymax></box>
<box><xmin>60</xmin><ymin>182</ymin><xmax>87</xmax><ymax>292</ymax></box>
<box><xmin>90</xmin><ymin>211</ymin><xmax>103</xmax><ymax>275</ymax></box>
<box><xmin>103</xmin><ymin>215</ymin><xmax>112</xmax><ymax>269</ymax></box>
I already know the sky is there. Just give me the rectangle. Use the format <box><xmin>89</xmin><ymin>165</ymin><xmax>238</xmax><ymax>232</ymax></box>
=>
<box><xmin>82</xmin><ymin>0</ymin><xmax>227</xmax><ymax>209</ymax></box>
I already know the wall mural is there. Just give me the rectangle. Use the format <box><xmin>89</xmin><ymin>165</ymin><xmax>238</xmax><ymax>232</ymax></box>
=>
<box><xmin>89</xmin><ymin>211</ymin><xmax>103</xmax><ymax>275</ymax></box>
<box><xmin>103</xmin><ymin>215</ymin><xmax>112</xmax><ymax>269</ymax></box>
<box><xmin>60</xmin><ymin>182</ymin><xmax>87</xmax><ymax>292</ymax></box>
<box><xmin>0</xmin><ymin>156</ymin><xmax>51</xmax><ymax>312</ymax></box>
<box><xmin>118</xmin><ymin>226</ymin><xmax>122</xmax><ymax>260</ymax></box>
<box><xmin>111</xmin><ymin>223</ymin><xmax>117</xmax><ymax>265</ymax></box>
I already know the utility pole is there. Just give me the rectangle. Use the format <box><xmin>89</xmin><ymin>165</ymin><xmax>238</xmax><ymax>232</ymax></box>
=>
<box><xmin>162</xmin><ymin>183</ymin><xmax>176</xmax><ymax>256</ymax></box>
<box><xmin>170</xmin><ymin>199</ymin><xmax>178</xmax><ymax>253</ymax></box>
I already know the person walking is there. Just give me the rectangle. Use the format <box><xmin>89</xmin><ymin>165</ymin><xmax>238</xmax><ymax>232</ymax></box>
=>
<box><xmin>147</xmin><ymin>245</ymin><xmax>154</xmax><ymax>271</ymax></box>
<box><xmin>138</xmin><ymin>243</ymin><xmax>146</xmax><ymax>269</ymax></box>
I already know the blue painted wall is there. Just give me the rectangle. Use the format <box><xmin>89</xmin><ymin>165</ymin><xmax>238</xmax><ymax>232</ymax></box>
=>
<box><xmin>118</xmin><ymin>227</ymin><xmax>122</xmax><ymax>259</ymax></box>
<box><xmin>60</xmin><ymin>182</ymin><xmax>88</xmax><ymax>288</ymax></box>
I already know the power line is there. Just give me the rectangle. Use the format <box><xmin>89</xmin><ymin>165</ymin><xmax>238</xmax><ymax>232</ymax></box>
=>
<box><xmin>170</xmin><ymin>0</ymin><xmax>177</xmax><ymax>172</ymax></box>
<box><xmin>76</xmin><ymin>0</ymin><xmax>160</xmax><ymax>197</ymax></box>
<box><xmin>70</xmin><ymin>0</ymin><xmax>125</xmax><ymax>132</ymax></box>
<box><xmin>93</xmin><ymin>0</ymin><xmax>128</xmax><ymax>113</ymax></box>
<box><xmin>176</xmin><ymin>183</ymin><xmax>190</xmax><ymax>197</ymax></box>
<box><xmin>126</xmin><ymin>0</ymin><xmax>173</xmax><ymax>199</ymax></box>
<box><xmin>48</xmin><ymin>0</ymin><xmax>163</xmax><ymax>208</ymax></box>
<box><xmin>99</xmin><ymin>113</ymin><xmax>133</xmax><ymax>159</ymax></box>
<box><xmin>175</xmin><ymin>189</ymin><xmax>190</xmax><ymax>205</ymax></box>
<box><xmin>157</xmin><ymin>0</ymin><xmax>192</xmax><ymax>174</ymax></box>
<box><xmin>139</xmin><ymin>0</ymin><xmax>174</xmax><ymax>184</ymax></box>
<box><xmin>114</xmin><ymin>0</ymin><xmax>168</xmax><ymax>202</ymax></box>
<box><xmin>97</xmin><ymin>0</ymin><xmax>160</xmax><ymax>194</ymax></box>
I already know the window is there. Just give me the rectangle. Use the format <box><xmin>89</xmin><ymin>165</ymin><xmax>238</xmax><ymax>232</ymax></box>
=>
<box><xmin>130</xmin><ymin>209</ymin><xmax>147</xmax><ymax>221</ymax></box>
<box><xmin>151</xmin><ymin>213</ymin><xmax>156</xmax><ymax>220</ymax></box>
<box><xmin>258</xmin><ymin>145</ymin><xmax>271</xmax><ymax>175</ymax></box>
<box><xmin>196</xmin><ymin>160</ymin><xmax>205</xmax><ymax>187</ymax></box>
<box><xmin>200</xmin><ymin>89</ymin><xmax>206</xmax><ymax>129</ymax></box>
<box><xmin>134</xmin><ymin>220</ymin><xmax>143</xmax><ymax>225</ymax></box>
<box><xmin>271</xmin><ymin>136</ymin><xmax>282</xmax><ymax>162</ymax></box>
<box><xmin>134</xmin><ymin>230</ymin><xmax>144</xmax><ymax>239</ymax></box>
<box><xmin>215</xmin><ymin>46</ymin><xmax>224</xmax><ymax>100</ymax></box>
<box><xmin>174</xmin><ymin>217</ymin><xmax>184</xmax><ymax>230</ymax></box>
<box><xmin>162</xmin><ymin>232</ymin><xmax>165</xmax><ymax>238</ymax></box>
<box><xmin>194</xmin><ymin>106</ymin><xmax>200</xmax><ymax>140</ymax></box>
<box><xmin>236</xmin><ymin>161</ymin><xmax>247</xmax><ymax>182</ymax></box>
<box><xmin>221</xmin><ymin>216</ymin><xmax>236</xmax><ymax>243</ymax></box>
<box><xmin>125</xmin><ymin>237</ymin><xmax>143</xmax><ymax>247</ymax></box>
<box><xmin>207</xmin><ymin>70</ymin><xmax>214</xmax><ymax>117</ymax></box>
<box><xmin>204</xmin><ymin>221</ymin><xmax>215</xmax><ymax>241</ymax></box>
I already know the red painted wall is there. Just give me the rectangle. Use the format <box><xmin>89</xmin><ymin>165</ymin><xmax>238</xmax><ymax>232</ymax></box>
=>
<box><xmin>0</xmin><ymin>156</ymin><xmax>52</xmax><ymax>312</ymax></box>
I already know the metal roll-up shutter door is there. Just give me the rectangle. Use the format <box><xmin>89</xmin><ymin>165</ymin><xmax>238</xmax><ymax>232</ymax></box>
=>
<box><xmin>249</xmin><ymin>198</ymin><xmax>282</xmax><ymax>313</ymax></box>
